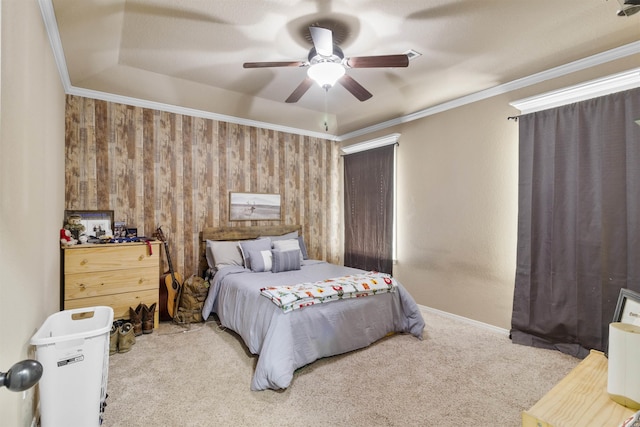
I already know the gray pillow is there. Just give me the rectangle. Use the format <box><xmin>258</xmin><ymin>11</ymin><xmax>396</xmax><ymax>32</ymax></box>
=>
<box><xmin>238</xmin><ymin>238</ymin><xmax>272</xmax><ymax>270</ymax></box>
<box><xmin>273</xmin><ymin>238</ymin><xmax>303</xmax><ymax>262</ymax></box>
<box><xmin>298</xmin><ymin>235</ymin><xmax>309</xmax><ymax>260</ymax></box>
<box><xmin>206</xmin><ymin>240</ymin><xmax>243</xmax><ymax>270</ymax></box>
<box><xmin>271</xmin><ymin>249</ymin><xmax>301</xmax><ymax>273</ymax></box>
<box><xmin>246</xmin><ymin>249</ymin><xmax>273</xmax><ymax>272</ymax></box>
<box><xmin>260</xmin><ymin>230</ymin><xmax>298</xmax><ymax>244</ymax></box>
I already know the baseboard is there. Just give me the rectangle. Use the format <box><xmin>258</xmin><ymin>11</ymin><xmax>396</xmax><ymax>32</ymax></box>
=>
<box><xmin>418</xmin><ymin>304</ymin><xmax>510</xmax><ymax>336</ymax></box>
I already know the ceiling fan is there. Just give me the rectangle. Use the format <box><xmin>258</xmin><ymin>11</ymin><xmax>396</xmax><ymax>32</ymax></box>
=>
<box><xmin>617</xmin><ymin>0</ymin><xmax>640</xmax><ymax>16</ymax></box>
<box><xmin>243</xmin><ymin>26</ymin><xmax>410</xmax><ymax>103</ymax></box>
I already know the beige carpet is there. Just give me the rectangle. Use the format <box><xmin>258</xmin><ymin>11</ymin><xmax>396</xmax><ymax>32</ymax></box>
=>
<box><xmin>103</xmin><ymin>309</ymin><xmax>579</xmax><ymax>426</ymax></box>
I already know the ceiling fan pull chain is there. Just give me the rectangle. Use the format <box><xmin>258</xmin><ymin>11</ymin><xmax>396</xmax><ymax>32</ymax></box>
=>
<box><xmin>324</xmin><ymin>90</ymin><xmax>329</xmax><ymax>132</ymax></box>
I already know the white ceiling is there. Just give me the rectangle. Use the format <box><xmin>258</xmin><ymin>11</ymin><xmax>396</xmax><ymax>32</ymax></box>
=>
<box><xmin>45</xmin><ymin>0</ymin><xmax>639</xmax><ymax>139</ymax></box>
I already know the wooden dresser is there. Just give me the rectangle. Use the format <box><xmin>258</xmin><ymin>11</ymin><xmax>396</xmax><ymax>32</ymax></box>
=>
<box><xmin>523</xmin><ymin>350</ymin><xmax>635</xmax><ymax>427</ymax></box>
<box><xmin>62</xmin><ymin>241</ymin><xmax>161</xmax><ymax>328</ymax></box>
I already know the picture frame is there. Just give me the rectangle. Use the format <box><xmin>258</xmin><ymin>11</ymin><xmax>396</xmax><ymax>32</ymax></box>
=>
<box><xmin>612</xmin><ymin>288</ymin><xmax>640</xmax><ymax>326</ymax></box>
<box><xmin>114</xmin><ymin>221</ymin><xmax>127</xmax><ymax>238</ymax></box>
<box><xmin>229</xmin><ymin>192</ymin><xmax>281</xmax><ymax>221</ymax></box>
<box><xmin>64</xmin><ymin>210</ymin><xmax>114</xmax><ymax>238</ymax></box>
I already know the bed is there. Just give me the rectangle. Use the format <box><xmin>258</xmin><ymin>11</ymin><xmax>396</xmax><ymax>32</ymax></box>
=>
<box><xmin>199</xmin><ymin>225</ymin><xmax>425</xmax><ymax>391</ymax></box>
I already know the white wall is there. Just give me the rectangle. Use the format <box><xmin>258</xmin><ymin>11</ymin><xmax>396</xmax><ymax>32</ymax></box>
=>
<box><xmin>342</xmin><ymin>54</ymin><xmax>640</xmax><ymax>330</ymax></box>
<box><xmin>0</xmin><ymin>0</ymin><xmax>65</xmax><ymax>425</ymax></box>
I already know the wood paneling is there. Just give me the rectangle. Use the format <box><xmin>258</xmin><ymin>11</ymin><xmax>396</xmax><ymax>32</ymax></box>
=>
<box><xmin>64</xmin><ymin>95</ymin><xmax>340</xmax><ymax>277</ymax></box>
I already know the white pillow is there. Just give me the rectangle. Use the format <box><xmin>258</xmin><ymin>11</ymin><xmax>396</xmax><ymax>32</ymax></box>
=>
<box><xmin>272</xmin><ymin>239</ymin><xmax>303</xmax><ymax>262</ymax></box>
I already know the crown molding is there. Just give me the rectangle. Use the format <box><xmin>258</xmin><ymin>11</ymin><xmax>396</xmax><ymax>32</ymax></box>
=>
<box><xmin>341</xmin><ymin>133</ymin><xmax>400</xmax><ymax>154</ymax></box>
<box><xmin>510</xmin><ymin>67</ymin><xmax>640</xmax><ymax>114</ymax></box>
<box><xmin>65</xmin><ymin>85</ymin><xmax>338</xmax><ymax>140</ymax></box>
<box><xmin>38</xmin><ymin>0</ymin><xmax>71</xmax><ymax>89</ymax></box>
<box><xmin>337</xmin><ymin>41</ymin><xmax>640</xmax><ymax>141</ymax></box>
<box><xmin>37</xmin><ymin>0</ymin><xmax>338</xmax><ymax>141</ymax></box>
<box><xmin>39</xmin><ymin>0</ymin><xmax>639</xmax><ymax>143</ymax></box>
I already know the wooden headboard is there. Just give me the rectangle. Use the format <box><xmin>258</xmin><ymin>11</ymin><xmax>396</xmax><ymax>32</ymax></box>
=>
<box><xmin>198</xmin><ymin>225</ymin><xmax>302</xmax><ymax>276</ymax></box>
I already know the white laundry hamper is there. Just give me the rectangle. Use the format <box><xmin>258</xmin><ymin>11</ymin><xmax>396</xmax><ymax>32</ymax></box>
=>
<box><xmin>30</xmin><ymin>306</ymin><xmax>113</xmax><ymax>427</ymax></box>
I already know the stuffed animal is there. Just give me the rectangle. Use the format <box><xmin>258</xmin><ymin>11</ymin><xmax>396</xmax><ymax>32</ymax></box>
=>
<box><xmin>60</xmin><ymin>228</ymin><xmax>77</xmax><ymax>245</ymax></box>
<box><xmin>64</xmin><ymin>214</ymin><xmax>85</xmax><ymax>240</ymax></box>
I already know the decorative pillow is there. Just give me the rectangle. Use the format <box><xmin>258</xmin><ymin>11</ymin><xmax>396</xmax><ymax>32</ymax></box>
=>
<box><xmin>298</xmin><ymin>235</ymin><xmax>309</xmax><ymax>260</ymax></box>
<box><xmin>205</xmin><ymin>240</ymin><xmax>216</xmax><ymax>269</ymax></box>
<box><xmin>238</xmin><ymin>238</ymin><xmax>272</xmax><ymax>270</ymax></box>
<box><xmin>206</xmin><ymin>240</ymin><xmax>244</xmax><ymax>270</ymax></box>
<box><xmin>271</xmin><ymin>249</ymin><xmax>301</xmax><ymax>273</ymax></box>
<box><xmin>259</xmin><ymin>231</ymin><xmax>298</xmax><ymax>244</ymax></box>
<box><xmin>273</xmin><ymin>238</ymin><xmax>303</xmax><ymax>262</ymax></box>
<box><xmin>246</xmin><ymin>249</ymin><xmax>273</xmax><ymax>272</ymax></box>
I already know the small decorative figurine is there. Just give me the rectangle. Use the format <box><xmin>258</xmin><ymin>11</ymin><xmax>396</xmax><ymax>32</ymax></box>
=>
<box><xmin>64</xmin><ymin>214</ymin><xmax>85</xmax><ymax>240</ymax></box>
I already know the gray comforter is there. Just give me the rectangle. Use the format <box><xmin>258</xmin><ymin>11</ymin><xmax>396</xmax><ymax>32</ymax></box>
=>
<box><xmin>202</xmin><ymin>260</ymin><xmax>425</xmax><ymax>390</ymax></box>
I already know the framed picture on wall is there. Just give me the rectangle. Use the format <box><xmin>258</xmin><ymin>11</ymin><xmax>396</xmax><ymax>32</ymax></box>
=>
<box><xmin>612</xmin><ymin>288</ymin><xmax>640</xmax><ymax>326</ymax></box>
<box><xmin>229</xmin><ymin>192</ymin><xmax>281</xmax><ymax>221</ymax></box>
<box><xmin>64</xmin><ymin>210</ymin><xmax>114</xmax><ymax>238</ymax></box>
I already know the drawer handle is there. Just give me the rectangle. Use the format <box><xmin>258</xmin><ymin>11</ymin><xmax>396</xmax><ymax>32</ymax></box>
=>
<box><xmin>80</xmin><ymin>259</ymin><xmax>88</xmax><ymax>265</ymax></box>
<box><xmin>138</xmin><ymin>255</ymin><xmax>144</xmax><ymax>261</ymax></box>
<box><xmin>138</xmin><ymin>278</ymin><xmax>144</xmax><ymax>284</ymax></box>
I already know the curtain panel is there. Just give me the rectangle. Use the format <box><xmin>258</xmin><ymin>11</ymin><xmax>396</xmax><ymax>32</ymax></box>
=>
<box><xmin>511</xmin><ymin>87</ymin><xmax>640</xmax><ymax>357</ymax></box>
<box><xmin>343</xmin><ymin>145</ymin><xmax>394</xmax><ymax>274</ymax></box>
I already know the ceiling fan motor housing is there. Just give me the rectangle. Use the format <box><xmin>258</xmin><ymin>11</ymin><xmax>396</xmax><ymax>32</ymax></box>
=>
<box><xmin>308</xmin><ymin>46</ymin><xmax>344</xmax><ymax>65</ymax></box>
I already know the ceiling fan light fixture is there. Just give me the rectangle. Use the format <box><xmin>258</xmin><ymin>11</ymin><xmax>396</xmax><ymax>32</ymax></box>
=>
<box><xmin>617</xmin><ymin>0</ymin><xmax>640</xmax><ymax>15</ymax></box>
<box><xmin>307</xmin><ymin>62</ymin><xmax>345</xmax><ymax>89</ymax></box>
<box><xmin>617</xmin><ymin>5</ymin><xmax>640</xmax><ymax>16</ymax></box>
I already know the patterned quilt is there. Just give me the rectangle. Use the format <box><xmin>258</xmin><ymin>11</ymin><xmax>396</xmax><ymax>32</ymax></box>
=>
<box><xmin>260</xmin><ymin>271</ymin><xmax>398</xmax><ymax>313</ymax></box>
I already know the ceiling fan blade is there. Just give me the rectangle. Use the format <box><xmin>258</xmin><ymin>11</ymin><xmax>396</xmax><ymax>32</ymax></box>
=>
<box><xmin>309</xmin><ymin>26</ymin><xmax>333</xmax><ymax>57</ymax></box>
<box><xmin>346</xmin><ymin>54</ymin><xmax>409</xmax><ymax>68</ymax></box>
<box><xmin>285</xmin><ymin>78</ymin><xmax>314</xmax><ymax>103</ymax></box>
<box><xmin>338</xmin><ymin>74</ymin><xmax>372</xmax><ymax>102</ymax></box>
<box><xmin>243</xmin><ymin>61</ymin><xmax>306</xmax><ymax>68</ymax></box>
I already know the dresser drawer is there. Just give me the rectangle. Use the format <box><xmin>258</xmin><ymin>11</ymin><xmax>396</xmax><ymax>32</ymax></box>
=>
<box><xmin>62</xmin><ymin>242</ymin><xmax>161</xmax><ymax>328</ymax></box>
<box><xmin>64</xmin><ymin>288</ymin><xmax>159</xmax><ymax>323</ymax></box>
<box><xmin>64</xmin><ymin>243</ymin><xmax>159</xmax><ymax>274</ymax></box>
<box><xmin>64</xmin><ymin>266</ymin><xmax>158</xmax><ymax>299</ymax></box>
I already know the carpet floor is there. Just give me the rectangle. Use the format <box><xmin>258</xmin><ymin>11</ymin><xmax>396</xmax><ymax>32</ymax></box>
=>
<box><xmin>103</xmin><ymin>308</ymin><xmax>578</xmax><ymax>426</ymax></box>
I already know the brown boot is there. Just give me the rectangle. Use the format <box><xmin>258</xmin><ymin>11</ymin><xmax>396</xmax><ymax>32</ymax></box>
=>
<box><xmin>129</xmin><ymin>304</ymin><xmax>143</xmax><ymax>336</ymax></box>
<box><xmin>117</xmin><ymin>322</ymin><xmax>135</xmax><ymax>353</ymax></box>
<box><xmin>109</xmin><ymin>324</ymin><xmax>118</xmax><ymax>355</ymax></box>
<box><xmin>142</xmin><ymin>303</ymin><xmax>156</xmax><ymax>334</ymax></box>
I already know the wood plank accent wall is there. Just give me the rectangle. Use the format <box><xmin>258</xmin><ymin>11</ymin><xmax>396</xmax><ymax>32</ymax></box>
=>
<box><xmin>65</xmin><ymin>95</ymin><xmax>341</xmax><ymax>277</ymax></box>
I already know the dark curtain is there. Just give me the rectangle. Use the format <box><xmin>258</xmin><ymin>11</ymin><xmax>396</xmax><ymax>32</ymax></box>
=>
<box><xmin>511</xmin><ymin>88</ymin><xmax>640</xmax><ymax>357</ymax></box>
<box><xmin>344</xmin><ymin>144</ymin><xmax>394</xmax><ymax>274</ymax></box>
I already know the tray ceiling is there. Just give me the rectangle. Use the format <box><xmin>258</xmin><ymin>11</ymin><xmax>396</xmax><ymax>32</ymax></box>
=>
<box><xmin>46</xmin><ymin>0</ymin><xmax>640</xmax><ymax>138</ymax></box>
